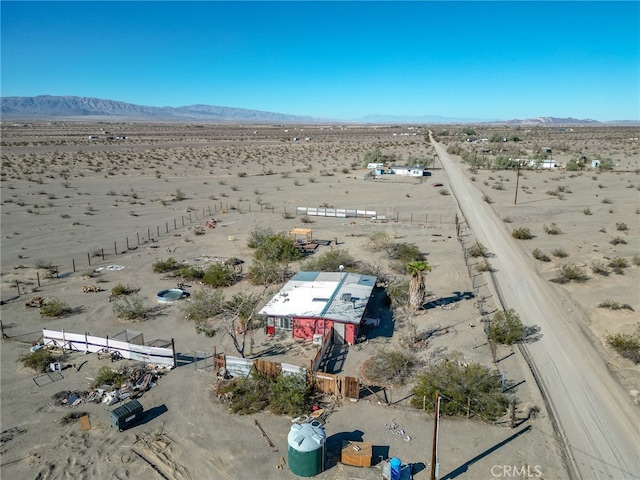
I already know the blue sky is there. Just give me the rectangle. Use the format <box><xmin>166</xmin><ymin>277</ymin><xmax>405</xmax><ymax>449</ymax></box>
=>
<box><xmin>1</xmin><ymin>1</ymin><xmax>638</xmax><ymax>121</ymax></box>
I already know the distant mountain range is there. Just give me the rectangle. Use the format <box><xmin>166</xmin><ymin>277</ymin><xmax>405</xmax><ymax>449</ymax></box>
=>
<box><xmin>1</xmin><ymin>95</ymin><xmax>635</xmax><ymax>125</ymax></box>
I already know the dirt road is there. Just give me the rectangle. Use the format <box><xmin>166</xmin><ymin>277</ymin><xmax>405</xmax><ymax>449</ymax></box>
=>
<box><xmin>431</xmin><ymin>134</ymin><xmax>640</xmax><ymax>480</ymax></box>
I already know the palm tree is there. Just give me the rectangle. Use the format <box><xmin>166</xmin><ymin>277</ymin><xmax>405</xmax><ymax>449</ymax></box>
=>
<box><xmin>407</xmin><ymin>261</ymin><xmax>431</xmax><ymax>311</ymax></box>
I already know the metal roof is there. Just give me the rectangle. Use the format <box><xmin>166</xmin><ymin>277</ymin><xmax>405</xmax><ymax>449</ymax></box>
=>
<box><xmin>259</xmin><ymin>271</ymin><xmax>376</xmax><ymax>324</ymax></box>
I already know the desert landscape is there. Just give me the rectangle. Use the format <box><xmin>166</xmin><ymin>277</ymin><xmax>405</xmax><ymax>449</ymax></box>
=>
<box><xmin>1</xmin><ymin>121</ymin><xmax>638</xmax><ymax>480</ymax></box>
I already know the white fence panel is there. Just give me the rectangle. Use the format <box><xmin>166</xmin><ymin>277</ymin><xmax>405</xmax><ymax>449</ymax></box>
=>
<box><xmin>225</xmin><ymin>356</ymin><xmax>252</xmax><ymax>377</ymax></box>
<box><xmin>281</xmin><ymin>363</ymin><xmax>304</xmax><ymax>376</ymax></box>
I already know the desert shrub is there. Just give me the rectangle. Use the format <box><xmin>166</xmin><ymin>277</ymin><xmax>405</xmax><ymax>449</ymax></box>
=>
<box><xmin>112</xmin><ymin>295</ymin><xmax>154</xmax><ymax>321</ymax></box>
<box><xmin>174</xmin><ymin>189</ymin><xmax>185</xmax><ymax>201</ymax></box>
<box><xmin>301</xmin><ymin>249</ymin><xmax>357</xmax><ymax>272</ymax></box>
<box><xmin>385</xmin><ymin>279</ymin><xmax>410</xmax><ymax>309</ymax></box>
<box><xmin>467</xmin><ymin>241</ymin><xmax>488</xmax><ymax>258</ymax></box>
<box><xmin>551</xmin><ymin>248</ymin><xmax>568</xmax><ymax>258</ymax></box>
<box><xmin>608</xmin><ymin>257</ymin><xmax>629</xmax><ymax>269</ymax></box>
<box><xmin>483</xmin><ymin>195</ymin><xmax>493</xmax><ymax>204</ymax></box>
<box><xmin>246</xmin><ymin>227</ymin><xmax>274</xmax><ymax>249</ymax></box>
<box><xmin>248</xmin><ymin>260</ymin><xmax>291</xmax><ymax>286</ymax></box>
<box><xmin>178</xmin><ymin>265</ymin><xmax>205</xmax><ymax>280</ymax></box>
<box><xmin>219</xmin><ymin>370</ymin><xmax>312</xmax><ymax>416</ymax></box>
<box><xmin>601</xmin><ymin>198</ymin><xmax>613</xmax><ymax>204</ymax></box>
<box><xmin>610</xmin><ymin>237</ymin><xmax>628</xmax><ymax>245</ymax></box>
<box><xmin>551</xmin><ymin>263</ymin><xmax>589</xmax><ymax>284</ymax></box>
<box><xmin>543</xmin><ymin>223</ymin><xmax>562</xmax><ymax>235</ymax></box>
<box><xmin>254</xmin><ymin>233</ymin><xmax>301</xmax><ymax>264</ymax></box>
<box><xmin>583</xmin><ymin>208</ymin><xmax>592</xmax><ymax>215</ymax></box>
<box><xmin>20</xmin><ymin>348</ymin><xmax>58</xmax><ymax>373</ymax></box>
<box><xmin>361</xmin><ymin>349</ymin><xmax>420</xmax><ymax>386</ymax></box>
<box><xmin>93</xmin><ymin>366</ymin><xmax>126</xmax><ymax>388</ymax></box>
<box><xmin>512</xmin><ymin>227</ymin><xmax>533</xmax><ymax>240</ymax></box>
<box><xmin>606</xmin><ymin>332</ymin><xmax>640</xmax><ymax>363</ymax></box>
<box><xmin>182</xmin><ymin>289</ymin><xmax>225</xmax><ymax>323</ymax></box>
<box><xmin>591</xmin><ymin>261</ymin><xmax>610</xmax><ymax>276</ymax></box>
<box><xmin>532</xmin><ymin>248</ymin><xmax>551</xmax><ymax>262</ymax></box>
<box><xmin>615</xmin><ymin>222</ymin><xmax>628</xmax><ymax>231</ymax></box>
<box><xmin>598</xmin><ymin>300</ymin><xmax>633</xmax><ymax>311</ymax></box>
<box><xmin>40</xmin><ymin>298</ymin><xmax>71</xmax><ymax>317</ymax></box>
<box><xmin>439</xmin><ymin>189</ymin><xmax>450</xmax><ymax>195</ymax></box>
<box><xmin>366</xmin><ymin>231</ymin><xmax>394</xmax><ymax>252</ymax></box>
<box><xmin>411</xmin><ymin>354</ymin><xmax>509</xmax><ymax>422</ymax></box>
<box><xmin>203</xmin><ymin>263</ymin><xmax>237</xmax><ymax>287</ymax></box>
<box><xmin>489</xmin><ymin>309</ymin><xmax>525</xmax><ymax>345</ymax></box>
<box><xmin>476</xmin><ymin>260</ymin><xmax>494</xmax><ymax>272</ymax></box>
<box><xmin>386</xmin><ymin>242</ymin><xmax>425</xmax><ymax>263</ymax></box>
<box><xmin>632</xmin><ymin>255</ymin><xmax>640</xmax><ymax>266</ymax></box>
<box><xmin>300</xmin><ymin>215</ymin><xmax>312</xmax><ymax>224</ymax></box>
<box><xmin>152</xmin><ymin>257</ymin><xmax>180</xmax><ymax>273</ymax></box>
<box><xmin>111</xmin><ymin>283</ymin><xmax>138</xmax><ymax>296</ymax></box>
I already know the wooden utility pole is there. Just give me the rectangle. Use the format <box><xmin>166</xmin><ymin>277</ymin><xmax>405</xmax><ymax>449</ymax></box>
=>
<box><xmin>430</xmin><ymin>392</ymin><xmax>441</xmax><ymax>480</ymax></box>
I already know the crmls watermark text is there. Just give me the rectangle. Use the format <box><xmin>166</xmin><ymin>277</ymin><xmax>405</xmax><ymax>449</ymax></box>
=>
<box><xmin>491</xmin><ymin>465</ymin><xmax>543</xmax><ymax>478</ymax></box>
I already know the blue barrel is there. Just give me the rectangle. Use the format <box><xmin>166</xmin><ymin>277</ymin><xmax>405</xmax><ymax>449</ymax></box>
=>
<box><xmin>390</xmin><ymin>457</ymin><xmax>402</xmax><ymax>480</ymax></box>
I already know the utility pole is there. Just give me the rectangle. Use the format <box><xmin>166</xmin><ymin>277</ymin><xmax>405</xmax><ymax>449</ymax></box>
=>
<box><xmin>430</xmin><ymin>392</ymin><xmax>441</xmax><ymax>480</ymax></box>
<box><xmin>514</xmin><ymin>162</ymin><xmax>521</xmax><ymax>205</ymax></box>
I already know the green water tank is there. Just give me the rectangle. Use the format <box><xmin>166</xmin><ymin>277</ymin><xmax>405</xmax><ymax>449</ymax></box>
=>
<box><xmin>287</xmin><ymin>421</ymin><xmax>326</xmax><ymax>477</ymax></box>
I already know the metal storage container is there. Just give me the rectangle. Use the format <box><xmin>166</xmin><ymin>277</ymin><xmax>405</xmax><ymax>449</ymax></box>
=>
<box><xmin>287</xmin><ymin>420</ymin><xmax>326</xmax><ymax>477</ymax></box>
<box><xmin>110</xmin><ymin>399</ymin><xmax>143</xmax><ymax>431</ymax></box>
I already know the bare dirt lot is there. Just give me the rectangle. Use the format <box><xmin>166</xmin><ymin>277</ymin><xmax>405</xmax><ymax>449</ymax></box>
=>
<box><xmin>1</xmin><ymin>122</ymin><xmax>638</xmax><ymax>479</ymax></box>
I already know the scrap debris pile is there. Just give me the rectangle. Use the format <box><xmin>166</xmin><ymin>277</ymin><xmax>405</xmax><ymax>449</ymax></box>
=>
<box><xmin>51</xmin><ymin>365</ymin><xmax>167</xmax><ymax>408</ymax></box>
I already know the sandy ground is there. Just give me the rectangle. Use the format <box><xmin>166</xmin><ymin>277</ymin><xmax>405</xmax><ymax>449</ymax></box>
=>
<box><xmin>1</xmin><ymin>122</ymin><xmax>638</xmax><ymax>479</ymax></box>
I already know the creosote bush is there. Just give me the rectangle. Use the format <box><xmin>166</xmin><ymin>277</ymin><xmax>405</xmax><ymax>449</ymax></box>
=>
<box><xmin>551</xmin><ymin>263</ymin><xmax>589</xmax><ymax>284</ymax></box>
<box><xmin>216</xmin><ymin>371</ymin><xmax>313</xmax><ymax>416</ymax></box>
<box><xmin>598</xmin><ymin>300</ymin><xmax>633</xmax><ymax>311</ymax></box>
<box><xmin>551</xmin><ymin>248</ymin><xmax>568</xmax><ymax>258</ymax></box>
<box><xmin>20</xmin><ymin>348</ymin><xmax>59</xmax><ymax>373</ymax></box>
<box><xmin>93</xmin><ymin>366</ymin><xmax>126</xmax><ymax>388</ymax></box>
<box><xmin>467</xmin><ymin>241</ymin><xmax>488</xmax><ymax>258</ymax></box>
<box><xmin>112</xmin><ymin>295</ymin><xmax>154</xmax><ymax>321</ymax></box>
<box><xmin>532</xmin><ymin>248</ymin><xmax>551</xmax><ymax>262</ymax></box>
<box><xmin>605</xmin><ymin>332</ymin><xmax>640</xmax><ymax>363</ymax></box>
<box><xmin>411</xmin><ymin>353</ymin><xmax>509</xmax><ymax>422</ymax></box>
<box><xmin>543</xmin><ymin>223</ymin><xmax>562</xmax><ymax>235</ymax></box>
<box><xmin>512</xmin><ymin>227</ymin><xmax>533</xmax><ymax>240</ymax></box>
<box><xmin>40</xmin><ymin>298</ymin><xmax>72</xmax><ymax>317</ymax></box>
<box><xmin>591</xmin><ymin>261</ymin><xmax>610</xmax><ymax>276</ymax></box>
<box><xmin>361</xmin><ymin>349</ymin><xmax>420</xmax><ymax>386</ymax></box>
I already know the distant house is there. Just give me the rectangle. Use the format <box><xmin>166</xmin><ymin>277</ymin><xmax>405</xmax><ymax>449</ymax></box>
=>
<box><xmin>514</xmin><ymin>159</ymin><xmax>559</xmax><ymax>169</ymax></box>
<box><xmin>390</xmin><ymin>165</ymin><xmax>425</xmax><ymax>177</ymax></box>
<box><xmin>259</xmin><ymin>271</ymin><xmax>377</xmax><ymax>345</ymax></box>
<box><xmin>541</xmin><ymin>147</ymin><xmax>553</xmax><ymax>154</ymax></box>
<box><xmin>367</xmin><ymin>163</ymin><xmax>385</xmax><ymax>170</ymax></box>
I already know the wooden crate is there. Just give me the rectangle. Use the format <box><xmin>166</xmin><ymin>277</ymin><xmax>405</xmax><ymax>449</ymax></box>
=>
<box><xmin>341</xmin><ymin>441</ymin><xmax>372</xmax><ymax>467</ymax></box>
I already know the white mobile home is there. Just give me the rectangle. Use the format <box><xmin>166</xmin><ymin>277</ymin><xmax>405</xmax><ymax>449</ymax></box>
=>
<box><xmin>390</xmin><ymin>165</ymin><xmax>425</xmax><ymax>177</ymax></box>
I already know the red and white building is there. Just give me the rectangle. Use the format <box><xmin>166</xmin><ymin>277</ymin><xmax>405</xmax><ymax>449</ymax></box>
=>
<box><xmin>259</xmin><ymin>271</ymin><xmax>377</xmax><ymax>345</ymax></box>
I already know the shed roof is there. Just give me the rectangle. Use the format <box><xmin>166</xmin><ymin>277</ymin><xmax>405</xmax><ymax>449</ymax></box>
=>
<box><xmin>259</xmin><ymin>271</ymin><xmax>376</xmax><ymax>324</ymax></box>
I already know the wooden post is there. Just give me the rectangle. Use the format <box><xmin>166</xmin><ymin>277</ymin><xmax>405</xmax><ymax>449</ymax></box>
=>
<box><xmin>181</xmin><ymin>216</ymin><xmax>184</xmax><ymax>226</ymax></box>
<box><xmin>188</xmin><ymin>212</ymin><xmax>192</xmax><ymax>223</ymax></box>
<box><xmin>37</xmin><ymin>272</ymin><xmax>41</xmax><ymax>287</ymax></box>
<box><xmin>87</xmin><ymin>252</ymin><xmax>91</xmax><ymax>266</ymax></box>
<box><xmin>126</xmin><ymin>237</ymin><xmax>129</xmax><ymax>250</ymax></box>
<box><xmin>0</xmin><ymin>319</ymin><xmax>7</xmax><ymax>339</ymax></box>
<box><xmin>72</xmin><ymin>258</ymin><xmax>76</xmax><ymax>272</ymax></box>
<box><xmin>148</xmin><ymin>228</ymin><xmax>151</xmax><ymax>240</ymax></box>
<box><xmin>137</xmin><ymin>232</ymin><xmax>140</xmax><ymax>245</ymax></box>
<box><xmin>174</xmin><ymin>218</ymin><xmax>177</xmax><ymax>229</ymax></box>
<box><xmin>101</xmin><ymin>248</ymin><xmax>105</xmax><ymax>261</ymax></box>
<box><xmin>15</xmin><ymin>280</ymin><xmax>20</xmax><ymax>296</ymax></box>
<box><xmin>171</xmin><ymin>338</ymin><xmax>177</xmax><ymax>369</ymax></box>
<box><xmin>467</xmin><ymin>397</ymin><xmax>471</xmax><ymax>419</ymax></box>
<box><xmin>430</xmin><ymin>392</ymin><xmax>440</xmax><ymax>480</ymax></box>
<box><xmin>423</xmin><ymin>395</ymin><xmax>426</xmax><ymax>411</ymax></box>
<box><xmin>114</xmin><ymin>241</ymin><xmax>117</xmax><ymax>255</ymax></box>
<box><xmin>157</xmin><ymin>225</ymin><xmax>160</xmax><ymax>237</ymax></box>
<box><xmin>166</xmin><ymin>221</ymin><xmax>169</xmax><ymax>233</ymax></box>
